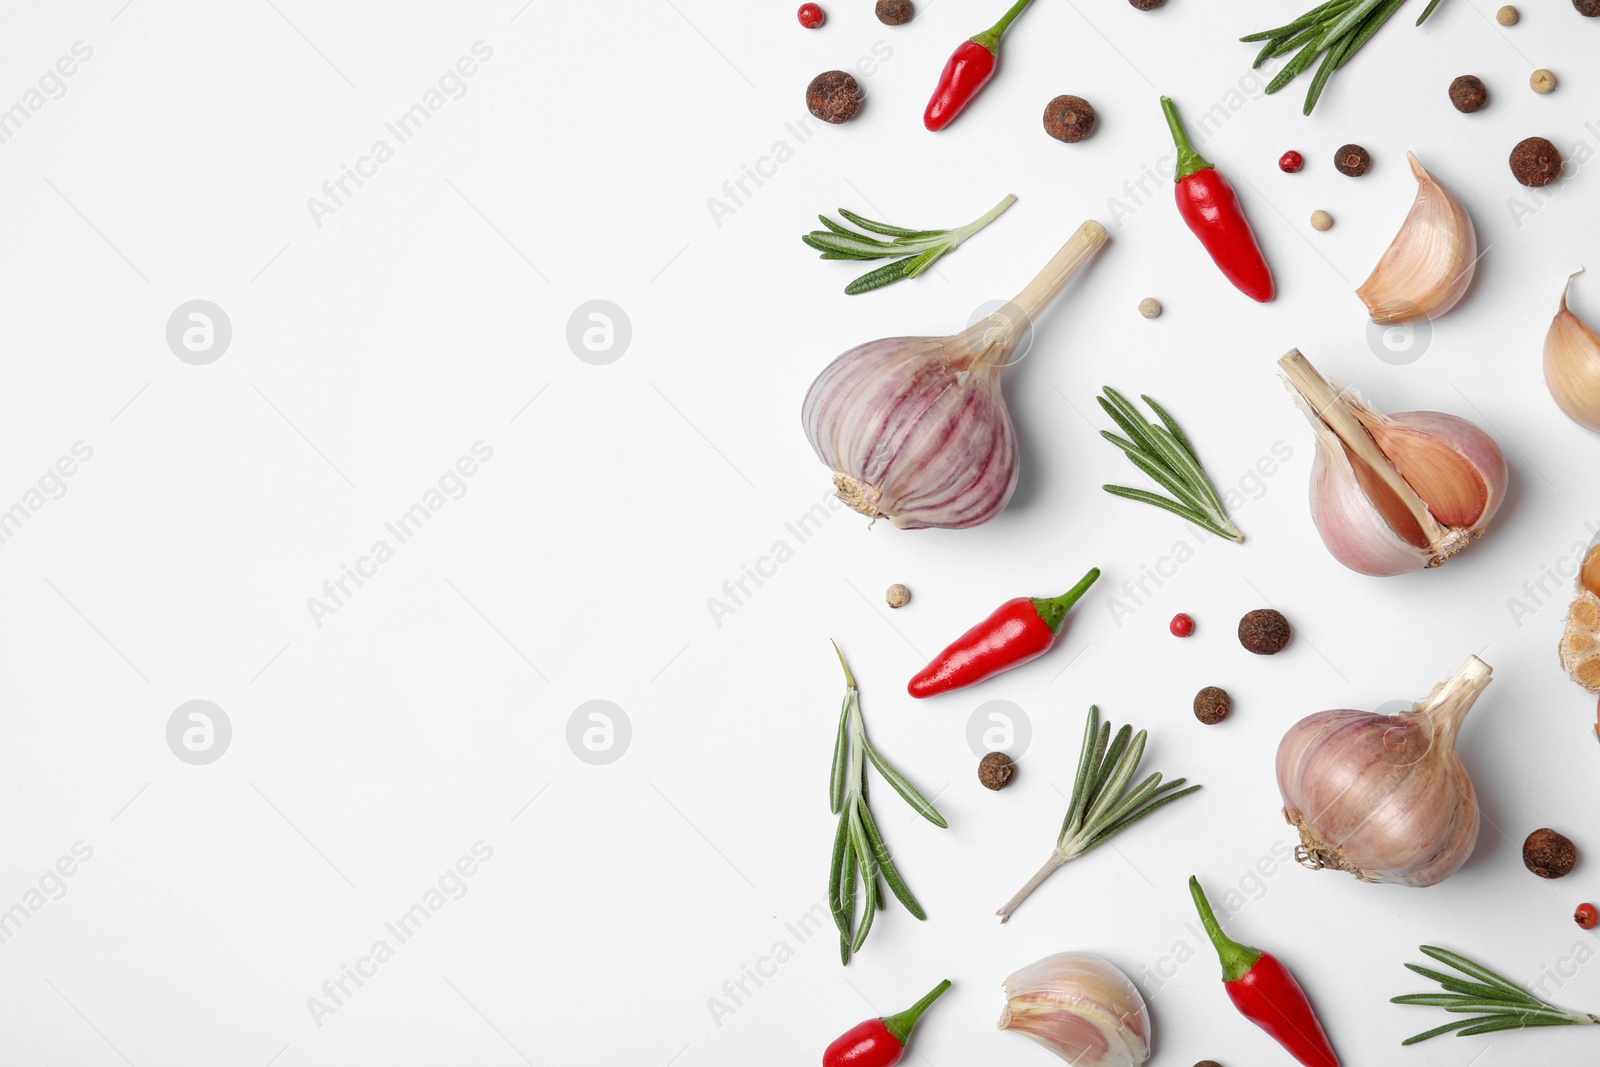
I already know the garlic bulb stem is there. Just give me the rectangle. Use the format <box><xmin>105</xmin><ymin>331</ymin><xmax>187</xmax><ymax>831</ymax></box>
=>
<box><xmin>953</xmin><ymin>220</ymin><xmax>1109</xmax><ymax>366</ymax></box>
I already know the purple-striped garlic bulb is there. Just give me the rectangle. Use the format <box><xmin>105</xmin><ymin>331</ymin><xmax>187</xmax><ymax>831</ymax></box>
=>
<box><xmin>997</xmin><ymin>951</ymin><xmax>1150</xmax><ymax>1066</ymax></box>
<box><xmin>1277</xmin><ymin>656</ymin><xmax>1490</xmax><ymax>888</ymax></box>
<box><xmin>802</xmin><ymin>220</ymin><xmax>1108</xmax><ymax>530</ymax></box>
<box><xmin>1280</xmin><ymin>349</ymin><xmax>1507</xmax><ymax>576</ymax></box>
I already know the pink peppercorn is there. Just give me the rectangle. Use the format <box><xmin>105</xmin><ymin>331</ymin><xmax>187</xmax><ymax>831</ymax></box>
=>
<box><xmin>1279</xmin><ymin>150</ymin><xmax>1304</xmax><ymax>173</ymax></box>
<box><xmin>1170</xmin><ymin>613</ymin><xmax>1195</xmax><ymax>637</ymax></box>
<box><xmin>798</xmin><ymin>3</ymin><xmax>825</xmax><ymax>28</ymax></box>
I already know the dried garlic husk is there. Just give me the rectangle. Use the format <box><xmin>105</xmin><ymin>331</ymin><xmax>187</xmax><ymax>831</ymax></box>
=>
<box><xmin>998</xmin><ymin>952</ymin><xmax>1150</xmax><ymax>1066</ymax></box>
<box><xmin>1280</xmin><ymin>349</ymin><xmax>1506</xmax><ymax>576</ymax></box>
<box><xmin>1356</xmin><ymin>153</ymin><xmax>1477</xmax><ymax>325</ymax></box>
<box><xmin>1544</xmin><ymin>271</ymin><xmax>1600</xmax><ymax>432</ymax></box>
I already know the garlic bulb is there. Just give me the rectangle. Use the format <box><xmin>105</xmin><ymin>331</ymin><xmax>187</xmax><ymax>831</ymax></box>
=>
<box><xmin>1559</xmin><ymin>532</ymin><xmax>1600</xmax><ymax>699</ymax></box>
<box><xmin>1277</xmin><ymin>656</ymin><xmax>1490</xmax><ymax>887</ymax></box>
<box><xmin>1544</xmin><ymin>271</ymin><xmax>1600</xmax><ymax>432</ymax></box>
<box><xmin>1280</xmin><ymin>349</ymin><xmax>1507</xmax><ymax>576</ymax></box>
<box><xmin>998</xmin><ymin>952</ymin><xmax>1150</xmax><ymax>1066</ymax></box>
<box><xmin>1356</xmin><ymin>153</ymin><xmax>1477</xmax><ymax>324</ymax></box>
<box><xmin>802</xmin><ymin>221</ymin><xmax>1108</xmax><ymax>529</ymax></box>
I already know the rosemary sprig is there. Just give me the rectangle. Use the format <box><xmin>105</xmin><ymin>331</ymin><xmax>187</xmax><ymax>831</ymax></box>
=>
<box><xmin>1097</xmin><ymin>387</ymin><xmax>1243</xmax><ymax>543</ymax></box>
<box><xmin>1393</xmin><ymin>946</ymin><xmax>1600</xmax><ymax>1045</ymax></box>
<box><xmin>996</xmin><ymin>705</ymin><xmax>1200</xmax><ymax>922</ymax></box>
<box><xmin>1241</xmin><ymin>0</ymin><xmax>1450</xmax><ymax>115</ymax></box>
<box><xmin>827</xmin><ymin>643</ymin><xmax>946</xmax><ymax>964</ymax></box>
<box><xmin>803</xmin><ymin>194</ymin><xmax>1016</xmax><ymax>295</ymax></box>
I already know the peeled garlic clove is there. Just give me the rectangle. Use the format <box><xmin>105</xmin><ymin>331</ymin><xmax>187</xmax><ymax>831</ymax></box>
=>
<box><xmin>802</xmin><ymin>221</ymin><xmax>1108</xmax><ymax>530</ymax></box>
<box><xmin>1544</xmin><ymin>271</ymin><xmax>1600</xmax><ymax>432</ymax></box>
<box><xmin>998</xmin><ymin>952</ymin><xmax>1150</xmax><ymax>1066</ymax></box>
<box><xmin>1560</xmin><ymin>533</ymin><xmax>1600</xmax><ymax>694</ymax></box>
<box><xmin>1356</xmin><ymin>153</ymin><xmax>1477</xmax><ymax>324</ymax></box>
<box><xmin>1280</xmin><ymin>349</ymin><xmax>1507</xmax><ymax>576</ymax></box>
<box><xmin>1278</xmin><ymin>656</ymin><xmax>1489</xmax><ymax>887</ymax></box>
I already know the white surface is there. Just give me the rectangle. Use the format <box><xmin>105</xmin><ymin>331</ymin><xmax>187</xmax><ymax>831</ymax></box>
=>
<box><xmin>1</xmin><ymin>0</ymin><xmax>1598</xmax><ymax>1064</ymax></box>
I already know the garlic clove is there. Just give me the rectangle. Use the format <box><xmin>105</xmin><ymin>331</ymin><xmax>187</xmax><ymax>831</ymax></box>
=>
<box><xmin>1560</xmin><ymin>535</ymin><xmax>1600</xmax><ymax>694</ymax></box>
<box><xmin>998</xmin><ymin>952</ymin><xmax>1150</xmax><ymax>1067</ymax></box>
<box><xmin>1356</xmin><ymin>409</ymin><xmax>1503</xmax><ymax>528</ymax></box>
<box><xmin>1543</xmin><ymin>271</ymin><xmax>1600</xmax><ymax>433</ymax></box>
<box><xmin>1356</xmin><ymin>153</ymin><xmax>1478</xmax><ymax>325</ymax></box>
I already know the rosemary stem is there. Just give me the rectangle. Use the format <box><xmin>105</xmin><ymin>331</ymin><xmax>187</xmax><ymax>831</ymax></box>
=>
<box><xmin>996</xmin><ymin>853</ymin><xmax>1066</xmax><ymax>923</ymax></box>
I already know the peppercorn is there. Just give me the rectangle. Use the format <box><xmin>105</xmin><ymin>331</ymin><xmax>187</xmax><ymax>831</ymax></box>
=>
<box><xmin>978</xmin><ymin>751</ymin><xmax>1016</xmax><ymax>790</ymax></box>
<box><xmin>1531</xmin><ymin>69</ymin><xmax>1557</xmax><ymax>94</ymax></box>
<box><xmin>1043</xmin><ymin>95</ymin><xmax>1097</xmax><ymax>143</ymax></box>
<box><xmin>807</xmin><ymin>71</ymin><xmax>863</xmax><ymax>124</ymax></box>
<box><xmin>1576</xmin><ymin>903</ymin><xmax>1599</xmax><ymax>930</ymax></box>
<box><xmin>1524</xmin><ymin>828</ymin><xmax>1578</xmax><ymax>879</ymax></box>
<box><xmin>1194</xmin><ymin>1061</ymin><xmax>1224</xmax><ymax>1067</ymax></box>
<box><xmin>1449</xmin><ymin>75</ymin><xmax>1488</xmax><ymax>113</ymax></box>
<box><xmin>1138</xmin><ymin>297</ymin><xmax>1163</xmax><ymax>319</ymax></box>
<box><xmin>798</xmin><ymin>3</ymin><xmax>825</xmax><ymax>28</ymax></box>
<box><xmin>1511</xmin><ymin>137</ymin><xmax>1563</xmax><ymax>187</ymax></box>
<box><xmin>1310</xmin><ymin>209</ymin><xmax>1334</xmax><ymax>231</ymax></box>
<box><xmin>1576</xmin><ymin>0</ymin><xmax>1599</xmax><ymax>16</ymax></box>
<box><xmin>1194</xmin><ymin>686</ymin><xmax>1231</xmax><ymax>725</ymax></box>
<box><xmin>875</xmin><ymin>0</ymin><xmax>913</xmax><ymax>24</ymax></box>
<box><xmin>1238</xmin><ymin>608</ymin><xmax>1291</xmax><ymax>655</ymax></box>
<box><xmin>885</xmin><ymin>583</ymin><xmax>910</xmax><ymax>608</ymax></box>
<box><xmin>1497</xmin><ymin>4</ymin><xmax>1519</xmax><ymax>23</ymax></box>
<box><xmin>1129</xmin><ymin>0</ymin><xmax>1165</xmax><ymax>8</ymax></box>
<box><xmin>1334</xmin><ymin>144</ymin><xmax>1371</xmax><ymax>176</ymax></box>
<box><xmin>1169</xmin><ymin>612</ymin><xmax>1193</xmax><ymax>636</ymax></box>
<box><xmin>1279</xmin><ymin>150</ymin><xmax>1304</xmax><ymax>173</ymax></box>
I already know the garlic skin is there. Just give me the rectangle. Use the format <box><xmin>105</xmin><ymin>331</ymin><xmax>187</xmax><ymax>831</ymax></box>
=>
<box><xmin>998</xmin><ymin>952</ymin><xmax>1150</xmax><ymax>1066</ymax></box>
<box><xmin>1282</xmin><ymin>350</ymin><xmax>1506</xmax><ymax>576</ymax></box>
<box><xmin>1277</xmin><ymin>656</ymin><xmax>1489</xmax><ymax>887</ymax></box>
<box><xmin>1544</xmin><ymin>272</ymin><xmax>1600</xmax><ymax>432</ymax></box>
<box><xmin>802</xmin><ymin>221</ymin><xmax>1107</xmax><ymax>529</ymax></box>
<box><xmin>1356</xmin><ymin>153</ymin><xmax>1477</xmax><ymax>324</ymax></box>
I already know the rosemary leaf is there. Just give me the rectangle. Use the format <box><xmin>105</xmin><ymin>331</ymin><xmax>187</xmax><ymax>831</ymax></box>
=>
<box><xmin>1393</xmin><ymin>945</ymin><xmax>1600</xmax><ymax>1044</ymax></box>
<box><xmin>1097</xmin><ymin>388</ymin><xmax>1243</xmax><ymax>542</ymax></box>
<box><xmin>804</xmin><ymin>194</ymin><xmax>1016</xmax><ymax>295</ymax></box>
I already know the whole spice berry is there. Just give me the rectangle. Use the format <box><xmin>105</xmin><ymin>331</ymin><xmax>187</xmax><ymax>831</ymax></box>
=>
<box><xmin>1577</xmin><ymin>903</ymin><xmax>1599</xmax><ymax>930</ymax></box>
<box><xmin>1310</xmin><ymin>209</ymin><xmax>1334</xmax><ymax>231</ymax></box>
<box><xmin>807</xmin><ymin>70</ymin><xmax>863</xmax><ymax>124</ymax></box>
<box><xmin>1129</xmin><ymin>0</ymin><xmax>1166</xmax><ymax>8</ymax></box>
<box><xmin>1169</xmin><ymin>612</ymin><xmax>1194</xmax><ymax>636</ymax></box>
<box><xmin>798</xmin><ymin>3</ymin><xmax>825</xmax><ymax>28</ymax></box>
<box><xmin>1043</xmin><ymin>94</ymin><xmax>1097</xmax><ymax>142</ymax></box>
<box><xmin>979</xmin><ymin>751</ymin><xmax>1016</xmax><ymax>790</ymax></box>
<box><xmin>1531</xmin><ymin>69</ymin><xmax>1557</xmax><ymax>94</ymax></box>
<box><xmin>885</xmin><ymin>583</ymin><xmax>910</xmax><ymax>608</ymax></box>
<box><xmin>1511</xmin><ymin>137</ymin><xmax>1563</xmax><ymax>187</ymax></box>
<box><xmin>1524</xmin><ymin>828</ymin><xmax>1578</xmax><ymax>879</ymax></box>
<box><xmin>1194</xmin><ymin>686</ymin><xmax>1231</xmax><ymax>725</ymax></box>
<box><xmin>1195</xmin><ymin>1062</ymin><xmax>1224</xmax><ymax>1067</ymax></box>
<box><xmin>1238</xmin><ymin>608</ymin><xmax>1291</xmax><ymax>654</ymax></box>
<box><xmin>1576</xmin><ymin>0</ymin><xmax>1600</xmax><ymax>16</ymax></box>
<box><xmin>1449</xmin><ymin>75</ymin><xmax>1488</xmax><ymax>113</ymax></box>
<box><xmin>1138</xmin><ymin>297</ymin><xmax>1163</xmax><ymax>319</ymax></box>
<box><xmin>1279</xmin><ymin>149</ymin><xmax>1304</xmax><ymax>173</ymax></box>
<box><xmin>875</xmin><ymin>0</ymin><xmax>914</xmax><ymax>25</ymax></box>
<box><xmin>1497</xmin><ymin>4</ymin><xmax>1519</xmax><ymax>23</ymax></box>
<box><xmin>1334</xmin><ymin>143</ymin><xmax>1371</xmax><ymax>176</ymax></box>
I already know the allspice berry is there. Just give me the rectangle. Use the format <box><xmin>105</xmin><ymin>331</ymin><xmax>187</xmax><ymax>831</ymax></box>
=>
<box><xmin>875</xmin><ymin>0</ymin><xmax>914</xmax><ymax>24</ymax></box>
<box><xmin>1129</xmin><ymin>0</ymin><xmax>1166</xmax><ymax>8</ymax></box>
<box><xmin>1239</xmin><ymin>608</ymin><xmax>1291</xmax><ymax>655</ymax></box>
<box><xmin>1511</xmin><ymin>137</ymin><xmax>1563</xmax><ymax>187</ymax></box>
<box><xmin>1496</xmin><ymin>4</ymin><xmax>1519</xmax><ymax>23</ymax></box>
<box><xmin>885</xmin><ymin>583</ymin><xmax>910</xmax><ymax>608</ymax></box>
<box><xmin>1449</xmin><ymin>75</ymin><xmax>1489</xmax><ymax>113</ymax></box>
<box><xmin>1044</xmin><ymin>95</ymin><xmax>1097</xmax><ymax>143</ymax></box>
<box><xmin>1576</xmin><ymin>0</ymin><xmax>1599</xmax><ymax>16</ymax></box>
<box><xmin>807</xmin><ymin>71</ymin><xmax>864</xmax><ymax>124</ymax></box>
<box><xmin>1194</xmin><ymin>1062</ymin><xmax>1224</xmax><ymax>1067</ymax></box>
<box><xmin>1523</xmin><ymin>827</ymin><xmax>1578</xmax><ymax>878</ymax></box>
<box><xmin>1531</xmin><ymin>69</ymin><xmax>1557</xmax><ymax>94</ymax></box>
<box><xmin>979</xmin><ymin>751</ymin><xmax>1016</xmax><ymax>790</ymax></box>
<box><xmin>1334</xmin><ymin>144</ymin><xmax>1371</xmax><ymax>176</ymax></box>
<box><xmin>1194</xmin><ymin>687</ymin><xmax>1232</xmax><ymax>725</ymax></box>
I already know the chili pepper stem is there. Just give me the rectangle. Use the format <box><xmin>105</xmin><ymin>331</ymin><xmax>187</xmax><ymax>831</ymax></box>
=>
<box><xmin>996</xmin><ymin>853</ymin><xmax>1067</xmax><ymax>923</ymax></box>
<box><xmin>1160</xmin><ymin>97</ymin><xmax>1213</xmax><ymax>180</ymax></box>
<box><xmin>883</xmin><ymin>979</ymin><xmax>953</xmax><ymax>1044</ymax></box>
<box><xmin>1031</xmin><ymin>568</ymin><xmax>1101</xmax><ymax>634</ymax></box>
<box><xmin>1189</xmin><ymin>876</ymin><xmax>1262</xmax><ymax>982</ymax></box>
<box><xmin>974</xmin><ymin>0</ymin><xmax>1037</xmax><ymax>49</ymax></box>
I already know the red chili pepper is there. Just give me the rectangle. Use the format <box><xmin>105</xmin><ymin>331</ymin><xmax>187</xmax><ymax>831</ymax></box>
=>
<box><xmin>1160</xmin><ymin>96</ymin><xmax>1275</xmax><ymax>303</ymax></box>
<box><xmin>823</xmin><ymin>979</ymin><xmax>951</xmax><ymax>1067</ymax></box>
<box><xmin>922</xmin><ymin>0</ymin><xmax>1036</xmax><ymax>131</ymax></box>
<box><xmin>1190</xmin><ymin>876</ymin><xmax>1340</xmax><ymax>1067</ymax></box>
<box><xmin>908</xmin><ymin>568</ymin><xmax>1098</xmax><ymax>698</ymax></box>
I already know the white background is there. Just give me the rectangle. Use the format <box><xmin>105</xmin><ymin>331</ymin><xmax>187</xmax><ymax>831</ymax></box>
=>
<box><xmin>1</xmin><ymin>0</ymin><xmax>1598</xmax><ymax>1064</ymax></box>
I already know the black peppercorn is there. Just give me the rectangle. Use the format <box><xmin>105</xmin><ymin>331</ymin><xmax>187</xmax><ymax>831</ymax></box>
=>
<box><xmin>1129</xmin><ymin>0</ymin><xmax>1166</xmax><ymax>8</ymax></box>
<box><xmin>875</xmin><ymin>0</ymin><xmax>914</xmax><ymax>24</ymax></box>
<box><xmin>1043</xmin><ymin>95</ymin><xmax>1097</xmax><ymax>143</ymax></box>
<box><xmin>1449</xmin><ymin>75</ymin><xmax>1488</xmax><ymax>113</ymax></box>
<box><xmin>1334</xmin><ymin>144</ymin><xmax>1371</xmax><ymax>176</ymax></box>
<box><xmin>1510</xmin><ymin>137</ymin><xmax>1563</xmax><ymax>187</ymax></box>
<box><xmin>807</xmin><ymin>71</ymin><xmax>864</xmax><ymax>125</ymax></box>
<box><xmin>1524</xmin><ymin>827</ymin><xmax>1578</xmax><ymax>878</ymax></box>
<box><xmin>1193</xmin><ymin>687</ymin><xmax>1232</xmax><ymax>725</ymax></box>
<box><xmin>1238</xmin><ymin>608</ymin><xmax>1291</xmax><ymax>655</ymax></box>
<box><xmin>1576</xmin><ymin>0</ymin><xmax>1600</xmax><ymax>16</ymax></box>
<box><xmin>978</xmin><ymin>751</ymin><xmax>1016</xmax><ymax>790</ymax></box>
